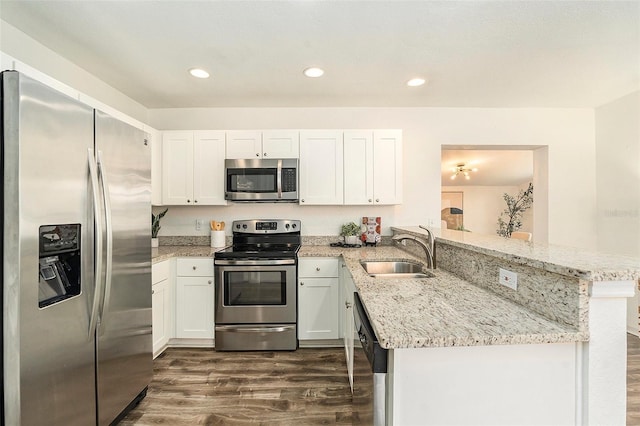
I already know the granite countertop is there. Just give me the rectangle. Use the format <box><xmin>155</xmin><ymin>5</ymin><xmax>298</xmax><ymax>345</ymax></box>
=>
<box><xmin>299</xmin><ymin>245</ymin><xmax>585</xmax><ymax>349</ymax></box>
<box><xmin>152</xmin><ymin>245</ymin><xmax>227</xmax><ymax>263</ymax></box>
<box><xmin>392</xmin><ymin>226</ymin><xmax>640</xmax><ymax>281</ymax></box>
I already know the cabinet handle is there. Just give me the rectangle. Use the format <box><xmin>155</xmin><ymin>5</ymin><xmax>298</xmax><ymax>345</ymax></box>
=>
<box><xmin>301</xmin><ymin>199</ymin><xmax>305</xmax><ymax>203</ymax></box>
<box><xmin>255</xmin><ymin>153</ymin><xmax>260</xmax><ymax>157</ymax></box>
<box><xmin>194</xmin><ymin>200</ymin><xmax>198</xmax><ymax>203</ymax></box>
<box><xmin>376</xmin><ymin>198</ymin><xmax>379</xmax><ymax>203</ymax></box>
<box><xmin>368</xmin><ymin>199</ymin><xmax>372</xmax><ymax>203</ymax></box>
<box><xmin>345</xmin><ymin>301</ymin><xmax>352</xmax><ymax>309</ymax></box>
<box><xmin>208</xmin><ymin>280</ymin><xmax>212</xmax><ymax>284</ymax></box>
<box><xmin>187</xmin><ymin>199</ymin><xmax>191</xmax><ymax>203</ymax></box>
<box><xmin>152</xmin><ymin>290</ymin><xmax>155</xmax><ymax>294</ymax></box>
<box><xmin>300</xmin><ymin>282</ymin><xmax>304</xmax><ymax>286</ymax></box>
<box><xmin>263</xmin><ymin>152</ymin><xmax>267</xmax><ymax>157</ymax></box>
<box><xmin>316</xmin><ymin>267</ymin><xmax>320</xmax><ymax>271</ymax></box>
<box><xmin>341</xmin><ymin>263</ymin><xmax>345</xmax><ymax>268</ymax></box>
<box><xmin>192</xmin><ymin>266</ymin><xmax>197</xmax><ymax>270</ymax></box>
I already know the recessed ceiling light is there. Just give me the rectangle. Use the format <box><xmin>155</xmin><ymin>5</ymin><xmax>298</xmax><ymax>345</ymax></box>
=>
<box><xmin>407</xmin><ymin>78</ymin><xmax>426</xmax><ymax>87</ymax></box>
<box><xmin>189</xmin><ymin>68</ymin><xmax>210</xmax><ymax>79</ymax></box>
<box><xmin>303</xmin><ymin>67</ymin><xmax>324</xmax><ymax>78</ymax></box>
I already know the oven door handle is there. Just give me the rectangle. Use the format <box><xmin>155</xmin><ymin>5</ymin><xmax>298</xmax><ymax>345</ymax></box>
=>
<box><xmin>215</xmin><ymin>325</ymin><xmax>295</xmax><ymax>333</ymax></box>
<box><xmin>214</xmin><ymin>258</ymin><xmax>296</xmax><ymax>266</ymax></box>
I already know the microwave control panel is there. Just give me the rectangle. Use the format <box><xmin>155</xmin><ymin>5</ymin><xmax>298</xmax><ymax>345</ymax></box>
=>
<box><xmin>282</xmin><ymin>168</ymin><xmax>297</xmax><ymax>192</ymax></box>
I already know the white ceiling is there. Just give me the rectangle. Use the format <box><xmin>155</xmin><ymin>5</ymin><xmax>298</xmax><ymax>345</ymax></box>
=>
<box><xmin>1</xmin><ymin>0</ymin><xmax>638</xmax><ymax>109</ymax></box>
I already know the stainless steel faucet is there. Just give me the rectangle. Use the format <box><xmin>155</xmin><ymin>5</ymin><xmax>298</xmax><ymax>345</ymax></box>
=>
<box><xmin>392</xmin><ymin>233</ymin><xmax>435</xmax><ymax>269</ymax></box>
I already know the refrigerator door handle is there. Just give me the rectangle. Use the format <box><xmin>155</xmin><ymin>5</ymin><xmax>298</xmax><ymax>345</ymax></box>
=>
<box><xmin>88</xmin><ymin>149</ymin><xmax>104</xmax><ymax>339</ymax></box>
<box><xmin>97</xmin><ymin>150</ymin><xmax>114</xmax><ymax>330</ymax></box>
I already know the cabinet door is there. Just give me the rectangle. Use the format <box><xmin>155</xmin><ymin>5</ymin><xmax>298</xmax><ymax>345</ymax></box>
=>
<box><xmin>162</xmin><ymin>131</ymin><xmax>194</xmax><ymax>204</ymax></box>
<box><xmin>193</xmin><ymin>131</ymin><xmax>227</xmax><ymax>205</ymax></box>
<box><xmin>150</xmin><ymin>128</ymin><xmax>163</xmax><ymax>206</ymax></box>
<box><xmin>262</xmin><ymin>130</ymin><xmax>299</xmax><ymax>158</ymax></box>
<box><xmin>299</xmin><ymin>130</ymin><xmax>343</xmax><ymax>205</ymax></box>
<box><xmin>343</xmin><ymin>131</ymin><xmax>374</xmax><ymax>205</ymax></box>
<box><xmin>373</xmin><ymin>130</ymin><xmax>402</xmax><ymax>204</ymax></box>
<box><xmin>152</xmin><ymin>279</ymin><xmax>169</xmax><ymax>354</ymax></box>
<box><xmin>176</xmin><ymin>276</ymin><xmax>214</xmax><ymax>339</ymax></box>
<box><xmin>298</xmin><ymin>277</ymin><xmax>340</xmax><ymax>340</ymax></box>
<box><xmin>226</xmin><ymin>130</ymin><xmax>262</xmax><ymax>159</ymax></box>
<box><xmin>341</xmin><ymin>268</ymin><xmax>356</xmax><ymax>391</ymax></box>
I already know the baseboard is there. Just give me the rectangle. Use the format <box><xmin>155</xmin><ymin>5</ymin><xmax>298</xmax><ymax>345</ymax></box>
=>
<box><xmin>299</xmin><ymin>339</ymin><xmax>343</xmax><ymax>348</ymax></box>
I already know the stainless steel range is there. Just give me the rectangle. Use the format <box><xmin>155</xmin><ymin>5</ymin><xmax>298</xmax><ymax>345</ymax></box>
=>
<box><xmin>214</xmin><ymin>219</ymin><xmax>301</xmax><ymax>351</ymax></box>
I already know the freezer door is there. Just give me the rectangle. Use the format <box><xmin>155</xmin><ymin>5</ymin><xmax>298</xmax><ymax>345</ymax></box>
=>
<box><xmin>94</xmin><ymin>110</ymin><xmax>152</xmax><ymax>425</ymax></box>
<box><xmin>2</xmin><ymin>71</ymin><xmax>97</xmax><ymax>425</ymax></box>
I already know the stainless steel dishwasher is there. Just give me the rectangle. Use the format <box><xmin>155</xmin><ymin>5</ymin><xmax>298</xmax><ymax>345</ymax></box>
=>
<box><xmin>353</xmin><ymin>292</ymin><xmax>388</xmax><ymax>426</ymax></box>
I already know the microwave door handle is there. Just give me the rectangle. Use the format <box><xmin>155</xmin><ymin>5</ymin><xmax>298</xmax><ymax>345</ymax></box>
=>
<box><xmin>277</xmin><ymin>159</ymin><xmax>282</xmax><ymax>199</ymax></box>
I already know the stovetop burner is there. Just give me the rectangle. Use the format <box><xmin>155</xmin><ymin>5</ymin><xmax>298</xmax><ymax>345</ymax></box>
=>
<box><xmin>214</xmin><ymin>219</ymin><xmax>301</xmax><ymax>260</ymax></box>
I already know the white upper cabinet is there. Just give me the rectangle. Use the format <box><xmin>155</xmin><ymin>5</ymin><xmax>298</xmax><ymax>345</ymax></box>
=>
<box><xmin>149</xmin><ymin>128</ymin><xmax>163</xmax><ymax>206</ymax></box>
<box><xmin>373</xmin><ymin>129</ymin><xmax>402</xmax><ymax>204</ymax></box>
<box><xmin>343</xmin><ymin>131</ymin><xmax>374</xmax><ymax>205</ymax></box>
<box><xmin>225</xmin><ymin>130</ymin><xmax>262</xmax><ymax>159</ymax></box>
<box><xmin>343</xmin><ymin>129</ymin><xmax>402</xmax><ymax>205</ymax></box>
<box><xmin>162</xmin><ymin>130</ymin><xmax>227</xmax><ymax>205</ymax></box>
<box><xmin>162</xmin><ymin>131</ymin><xmax>193</xmax><ymax>205</ymax></box>
<box><xmin>226</xmin><ymin>130</ymin><xmax>299</xmax><ymax>159</ymax></box>
<box><xmin>299</xmin><ymin>130</ymin><xmax>344</xmax><ymax>205</ymax></box>
<box><xmin>262</xmin><ymin>130</ymin><xmax>299</xmax><ymax>158</ymax></box>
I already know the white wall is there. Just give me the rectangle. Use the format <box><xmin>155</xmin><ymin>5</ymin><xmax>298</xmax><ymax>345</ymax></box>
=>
<box><xmin>0</xmin><ymin>20</ymin><xmax>148</xmax><ymax>123</ymax></box>
<box><xmin>595</xmin><ymin>90</ymin><xmax>640</xmax><ymax>335</ymax></box>
<box><xmin>149</xmin><ymin>107</ymin><xmax>596</xmax><ymax>248</ymax></box>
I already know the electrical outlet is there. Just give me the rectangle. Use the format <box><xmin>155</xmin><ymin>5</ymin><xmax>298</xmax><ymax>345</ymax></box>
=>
<box><xmin>196</xmin><ymin>219</ymin><xmax>204</xmax><ymax>231</ymax></box>
<box><xmin>499</xmin><ymin>268</ymin><xmax>518</xmax><ymax>290</ymax></box>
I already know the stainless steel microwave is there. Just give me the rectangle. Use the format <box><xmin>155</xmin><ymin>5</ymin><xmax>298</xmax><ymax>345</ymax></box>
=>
<box><xmin>224</xmin><ymin>159</ymin><xmax>298</xmax><ymax>202</ymax></box>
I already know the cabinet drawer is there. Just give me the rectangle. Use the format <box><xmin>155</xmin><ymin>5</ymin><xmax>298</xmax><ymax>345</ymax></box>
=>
<box><xmin>152</xmin><ymin>260</ymin><xmax>170</xmax><ymax>284</ymax></box>
<box><xmin>176</xmin><ymin>258</ymin><xmax>214</xmax><ymax>276</ymax></box>
<box><xmin>298</xmin><ymin>258</ymin><xmax>339</xmax><ymax>278</ymax></box>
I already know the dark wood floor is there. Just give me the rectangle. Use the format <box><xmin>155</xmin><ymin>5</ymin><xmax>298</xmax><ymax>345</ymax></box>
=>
<box><xmin>119</xmin><ymin>348</ymin><xmax>370</xmax><ymax>425</ymax></box>
<box><xmin>120</xmin><ymin>335</ymin><xmax>640</xmax><ymax>425</ymax></box>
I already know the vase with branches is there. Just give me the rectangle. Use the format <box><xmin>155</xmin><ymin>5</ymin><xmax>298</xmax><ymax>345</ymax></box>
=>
<box><xmin>496</xmin><ymin>183</ymin><xmax>533</xmax><ymax>238</ymax></box>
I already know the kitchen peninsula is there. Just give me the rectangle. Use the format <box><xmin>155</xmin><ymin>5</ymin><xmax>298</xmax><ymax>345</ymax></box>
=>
<box><xmin>152</xmin><ymin>228</ymin><xmax>639</xmax><ymax>425</ymax></box>
<box><xmin>377</xmin><ymin>227</ymin><xmax>639</xmax><ymax>425</ymax></box>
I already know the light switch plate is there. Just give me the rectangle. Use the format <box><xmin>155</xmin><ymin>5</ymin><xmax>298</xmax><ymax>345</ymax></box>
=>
<box><xmin>499</xmin><ymin>268</ymin><xmax>518</xmax><ymax>290</ymax></box>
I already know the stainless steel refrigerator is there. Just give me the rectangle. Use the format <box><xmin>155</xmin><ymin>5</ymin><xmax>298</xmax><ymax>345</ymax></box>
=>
<box><xmin>1</xmin><ymin>70</ymin><xmax>153</xmax><ymax>425</ymax></box>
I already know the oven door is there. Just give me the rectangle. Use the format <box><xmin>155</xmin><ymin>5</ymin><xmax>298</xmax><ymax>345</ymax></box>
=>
<box><xmin>214</xmin><ymin>259</ymin><xmax>297</xmax><ymax>324</ymax></box>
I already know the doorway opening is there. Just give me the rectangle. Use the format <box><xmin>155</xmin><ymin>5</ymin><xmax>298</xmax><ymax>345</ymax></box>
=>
<box><xmin>441</xmin><ymin>145</ymin><xmax>548</xmax><ymax>243</ymax></box>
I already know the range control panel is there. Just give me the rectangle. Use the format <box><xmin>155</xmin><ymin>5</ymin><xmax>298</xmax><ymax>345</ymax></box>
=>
<box><xmin>233</xmin><ymin>219</ymin><xmax>301</xmax><ymax>234</ymax></box>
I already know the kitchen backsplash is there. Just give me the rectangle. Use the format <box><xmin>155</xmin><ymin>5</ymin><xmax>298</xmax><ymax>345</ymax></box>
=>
<box><xmin>159</xmin><ymin>235</ymin><xmax>393</xmax><ymax>247</ymax></box>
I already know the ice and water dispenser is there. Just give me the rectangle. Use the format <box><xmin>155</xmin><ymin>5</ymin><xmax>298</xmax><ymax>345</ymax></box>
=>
<box><xmin>38</xmin><ymin>224</ymin><xmax>81</xmax><ymax>308</ymax></box>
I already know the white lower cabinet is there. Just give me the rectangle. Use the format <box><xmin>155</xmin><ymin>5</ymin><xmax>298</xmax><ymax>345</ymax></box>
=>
<box><xmin>152</xmin><ymin>260</ymin><xmax>173</xmax><ymax>356</ymax></box>
<box><xmin>175</xmin><ymin>258</ymin><xmax>215</xmax><ymax>339</ymax></box>
<box><xmin>340</xmin><ymin>260</ymin><xmax>356</xmax><ymax>391</ymax></box>
<box><xmin>298</xmin><ymin>258</ymin><xmax>340</xmax><ymax>340</ymax></box>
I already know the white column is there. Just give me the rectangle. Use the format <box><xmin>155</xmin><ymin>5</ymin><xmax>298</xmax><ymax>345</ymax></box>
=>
<box><xmin>584</xmin><ymin>280</ymin><xmax>635</xmax><ymax>425</ymax></box>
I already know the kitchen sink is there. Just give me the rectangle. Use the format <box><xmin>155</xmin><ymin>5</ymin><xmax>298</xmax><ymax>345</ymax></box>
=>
<box><xmin>360</xmin><ymin>260</ymin><xmax>435</xmax><ymax>279</ymax></box>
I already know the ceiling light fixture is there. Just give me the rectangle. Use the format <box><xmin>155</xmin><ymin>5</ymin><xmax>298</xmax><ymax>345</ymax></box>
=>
<box><xmin>189</xmin><ymin>68</ymin><xmax>210</xmax><ymax>79</ymax></box>
<box><xmin>407</xmin><ymin>78</ymin><xmax>426</xmax><ymax>87</ymax></box>
<box><xmin>450</xmin><ymin>163</ymin><xmax>478</xmax><ymax>180</ymax></box>
<box><xmin>303</xmin><ymin>67</ymin><xmax>324</xmax><ymax>78</ymax></box>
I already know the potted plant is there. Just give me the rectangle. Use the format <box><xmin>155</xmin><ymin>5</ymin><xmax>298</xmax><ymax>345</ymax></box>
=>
<box><xmin>151</xmin><ymin>208</ymin><xmax>168</xmax><ymax>247</ymax></box>
<box><xmin>341</xmin><ymin>222</ymin><xmax>361</xmax><ymax>245</ymax></box>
